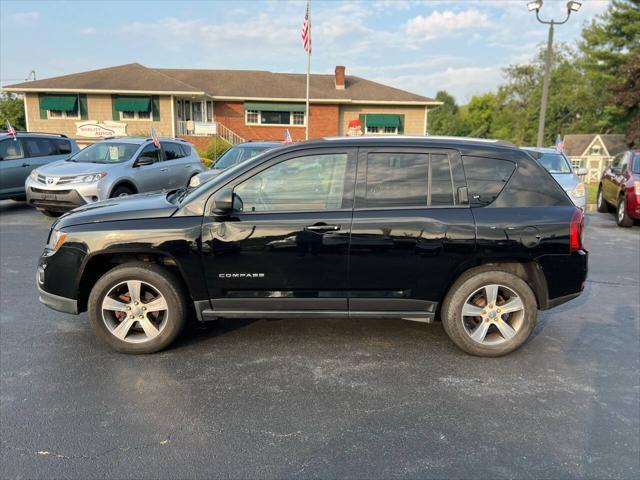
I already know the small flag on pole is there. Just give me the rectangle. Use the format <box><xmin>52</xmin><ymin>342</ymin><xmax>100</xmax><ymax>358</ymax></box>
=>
<box><xmin>554</xmin><ymin>134</ymin><xmax>564</xmax><ymax>152</ymax></box>
<box><xmin>283</xmin><ymin>129</ymin><xmax>293</xmax><ymax>144</ymax></box>
<box><xmin>151</xmin><ymin>127</ymin><xmax>161</xmax><ymax>149</ymax></box>
<box><xmin>5</xmin><ymin>121</ymin><xmax>17</xmax><ymax>141</ymax></box>
<box><xmin>301</xmin><ymin>1</ymin><xmax>311</xmax><ymax>53</ymax></box>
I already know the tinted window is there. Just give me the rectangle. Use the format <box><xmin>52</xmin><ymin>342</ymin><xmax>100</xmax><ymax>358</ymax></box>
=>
<box><xmin>23</xmin><ymin>138</ymin><xmax>57</xmax><ymax>157</ymax></box>
<box><xmin>366</xmin><ymin>153</ymin><xmax>428</xmax><ymax>208</ymax></box>
<box><xmin>215</xmin><ymin>146</ymin><xmax>271</xmax><ymax>170</ymax></box>
<box><xmin>180</xmin><ymin>144</ymin><xmax>192</xmax><ymax>157</ymax></box>
<box><xmin>364</xmin><ymin>152</ymin><xmax>455</xmax><ymax>208</ymax></box>
<box><xmin>54</xmin><ymin>139</ymin><xmax>72</xmax><ymax>155</ymax></box>
<box><xmin>162</xmin><ymin>142</ymin><xmax>185</xmax><ymax>161</ymax></box>
<box><xmin>430</xmin><ymin>153</ymin><xmax>455</xmax><ymax>206</ymax></box>
<box><xmin>234</xmin><ymin>153</ymin><xmax>348</xmax><ymax>212</ymax></box>
<box><xmin>462</xmin><ymin>156</ymin><xmax>515</xmax><ymax>206</ymax></box>
<box><xmin>137</xmin><ymin>144</ymin><xmax>161</xmax><ymax>164</ymax></box>
<box><xmin>0</xmin><ymin>139</ymin><xmax>25</xmax><ymax>160</ymax></box>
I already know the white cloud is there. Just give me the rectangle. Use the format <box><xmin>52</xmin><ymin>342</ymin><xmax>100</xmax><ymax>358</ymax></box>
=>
<box><xmin>6</xmin><ymin>11</ymin><xmax>39</xmax><ymax>25</ymax></box>
<box><xmin>406</xmin><ymin>9</ymin><xmax>493</xmax><ymax>41</ymax></box>
<box><xmin>377</xmin><ymin>66</ymin><xmax>505</xmax><ymax>103</ymax></box>
<box><xmin>80</xmin><ymin>27</ymin><xmax>97</xmax><ymax>35</ymax></box>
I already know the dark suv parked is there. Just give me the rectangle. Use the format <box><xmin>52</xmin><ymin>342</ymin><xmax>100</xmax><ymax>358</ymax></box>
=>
<box><xmin>37</xmin><ymin>137</ymin><xmax>588</xmax><ymax>356</ymax></box>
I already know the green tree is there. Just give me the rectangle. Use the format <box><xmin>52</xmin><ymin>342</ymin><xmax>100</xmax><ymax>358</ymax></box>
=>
<box><xmin>0</xmin><ymin>93</ymin><xmax>26</xmax><ymax>130</ymax></box>
<box><xmin>463</xmin><ymin>93</ymin><xmax>497</xmax><ymax>138</ymax></box>
<box><xmin>428</xmin><ymin>90</ymin><xmax>464</xmax><ymax>135</ymax></box>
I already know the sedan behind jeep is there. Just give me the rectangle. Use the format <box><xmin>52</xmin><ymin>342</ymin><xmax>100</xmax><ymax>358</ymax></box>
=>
<box><xmin>37</xmin><ymin>136</ymin><xmax>588</xmax><ymax>357</ymax></box>
<box><xmin>26</xmin><ymin>137</ymin><xmax>202</xmax><ymax>216</ymax></box>
<box><xmin>597</xmin><ymin>150</ymin><xmax>640</xmax><ymax>227</ymax></box>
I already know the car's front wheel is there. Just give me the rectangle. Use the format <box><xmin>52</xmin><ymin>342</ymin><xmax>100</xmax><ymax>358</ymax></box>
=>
<box><xmin>441</xmin><ymin>268</ymin><xmax>537</xmax><ymax>357</ymax></box>
<box><xmin>596</xmin><ymin>185</ymin><xmax>609</xmax><ymax>213</ymax></box>
<box><xmin>617</xmin><ymin>195</ymin><xmax>634</xmax><ymax>227</ymax></box>
<box><xmin>88</xmin><ymin>262</ymin><xmax>187</xmax><ymax>354</ymax></box>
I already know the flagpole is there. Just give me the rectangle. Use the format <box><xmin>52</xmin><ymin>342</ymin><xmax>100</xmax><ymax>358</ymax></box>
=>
<box><xmin>305</xmin><ymin>0</ymin><xmax>311</xmax><ymax>141</ymax></box>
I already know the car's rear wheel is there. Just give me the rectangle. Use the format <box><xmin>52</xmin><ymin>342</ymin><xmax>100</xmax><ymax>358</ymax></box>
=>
<box><xmin>617</xmin><ymin>195</ymin><xmax>634</xmax><ymax>227</ymax></box>
<box><xmin>441</xmin><ymin>268</ymin><xmax>537</xmax><ymax>357</ymax></box>
<box><xmin>88</xmin><ymin>262</ymin><xmax>187</xmax><ymax>354</ymax></box>
<box><xmin>110</xmin><ymin>185</ymin><xmax>134</xmax><ymax>198</ymax></box>
<box><xmin>38</xmin><ymin>208</ymin><xmax>63</xmax><ymax>217</ymax></box>
<box><xmin>596</xmin><ymin>185</ymin><xmax>610</xmax><ymax>213</ymax></box>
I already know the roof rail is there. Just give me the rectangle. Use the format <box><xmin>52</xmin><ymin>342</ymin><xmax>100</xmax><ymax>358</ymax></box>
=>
<box><xmin>0</xmin><ymin>131</ymin><xmax>69</xmax><ymax>138</ymax></box>
<box><xmin>322</xmin><ymin>135</ymin><xmax>515</xmax><ymax>147</ymax></box>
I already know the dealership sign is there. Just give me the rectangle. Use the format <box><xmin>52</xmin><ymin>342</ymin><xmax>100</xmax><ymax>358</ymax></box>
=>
<box><xmin>75</xmin><ymin>121</ymin><xmax>127</xmax><ymax>138</ymax></box>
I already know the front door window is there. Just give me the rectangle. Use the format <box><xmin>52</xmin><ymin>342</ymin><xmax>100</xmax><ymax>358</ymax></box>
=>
<box><xmin>192</xmin><ymin>102</ymin><xmax>203</xmax><ymax>122</ymax></box>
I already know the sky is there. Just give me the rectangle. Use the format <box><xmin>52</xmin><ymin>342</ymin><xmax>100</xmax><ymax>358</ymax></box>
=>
<box><xmin>0</xmin><ymin>0</ymin><xmax>611</xmax><ymax>103</ymax></box>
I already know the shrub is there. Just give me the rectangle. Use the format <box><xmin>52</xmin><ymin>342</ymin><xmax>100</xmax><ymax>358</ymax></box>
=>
<box><xmin>199</xmin><ymin>137</ymin><xmax>231</xmax><ymax>167</ymax></box>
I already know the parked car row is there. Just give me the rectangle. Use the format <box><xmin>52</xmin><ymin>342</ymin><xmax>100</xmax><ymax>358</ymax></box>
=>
<box><xmin>597</xmin><ymin>150</ymin><xmax>640</xmax><ymax>227</ymax></box>
<box><xmin>1</xmin><ymin>132</ymin><xmax>204</xmax><ymax>217</ymax></box>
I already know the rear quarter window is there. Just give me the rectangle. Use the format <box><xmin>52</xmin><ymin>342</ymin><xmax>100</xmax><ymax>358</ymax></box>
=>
<box><xmin>462</xmin><ymin>156</ymin><xmax>515</xmax><ymax>207</ymax></box>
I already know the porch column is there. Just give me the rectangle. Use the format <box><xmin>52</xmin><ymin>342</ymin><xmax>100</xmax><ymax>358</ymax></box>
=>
<box><xmin>170</xmin><ymin>95</ymin><xmax>176</xmax><ymax>137</ymax></box>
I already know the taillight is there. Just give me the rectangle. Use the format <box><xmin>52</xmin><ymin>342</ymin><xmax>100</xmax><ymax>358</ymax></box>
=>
<box><xmin>570</xmin><ymin>207</ymin><xmax>584</xmax><ymax>252</ymax></box>
<box><xmin>199</xmin><ymin>157</ymin><xmax>205</xmax><ymax>165</ymax></box>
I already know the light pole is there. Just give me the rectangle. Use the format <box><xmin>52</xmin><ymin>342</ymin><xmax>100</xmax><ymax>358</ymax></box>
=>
<box><xmin>527</xmin><ymin>0</ymin><xmax>581</xmax><ymax>147</ymax></box>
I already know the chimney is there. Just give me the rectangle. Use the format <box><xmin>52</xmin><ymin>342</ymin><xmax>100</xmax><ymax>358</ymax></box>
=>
<box><xmin>334</xmin><ymin>65</ymin><xmax>346</xmax><ymax>90</ymax></box>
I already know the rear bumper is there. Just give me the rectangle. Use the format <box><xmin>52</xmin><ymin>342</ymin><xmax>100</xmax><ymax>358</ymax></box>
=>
<box><xmin>539</xmin><ymin>249</ymin><xmax>588</xmax><ymax>310</ymax></box>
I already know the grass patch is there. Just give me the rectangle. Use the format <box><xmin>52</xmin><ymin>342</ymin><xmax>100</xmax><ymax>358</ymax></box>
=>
<box><xmin>586</xmin><ymin>183</ymin><xmax>598</xmax><ymax>205</ymax></box>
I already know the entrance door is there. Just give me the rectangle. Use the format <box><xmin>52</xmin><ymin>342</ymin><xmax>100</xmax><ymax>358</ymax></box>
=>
<box><xmin>348</xmin><ymin>147</ymin><xmax>475</xmax><ymax>318</ymax></box>
<box><xmin>201</xmin><ymin>148</ymin><xmax>356</xmax><ymax>315</ymax></box>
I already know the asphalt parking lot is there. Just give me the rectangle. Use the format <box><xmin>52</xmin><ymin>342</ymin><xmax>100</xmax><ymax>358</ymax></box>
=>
<box><xmin>0</xmin><ymin>200</ymin><xmax>638</xmax><ymax>479</ymax></box>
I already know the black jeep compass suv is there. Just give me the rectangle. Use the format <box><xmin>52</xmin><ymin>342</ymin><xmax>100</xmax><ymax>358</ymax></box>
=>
<box><xmin>37</xmin><ymin>137</ymin><xmax>587</xmax><ymax>356</ymax></box>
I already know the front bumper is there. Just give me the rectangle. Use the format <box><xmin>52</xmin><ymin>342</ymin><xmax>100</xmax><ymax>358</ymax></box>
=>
<box><xmin>37</xmin><ymin>278</ymin><xmax>78</xmax><ymax>314</ymax></box>
<box><xmin>25</xmin><ymin>177</ymin><xmax>100</xmax><ymax>212</ymax></box>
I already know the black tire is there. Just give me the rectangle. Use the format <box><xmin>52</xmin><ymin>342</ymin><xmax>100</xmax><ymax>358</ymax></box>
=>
<box><xmin>596</xmin><ymin>185</ymin><xmax>610</xmax><ymax>213</ymax></box>
<box><xmin>38</xmin><ymin>209</ymin><xmax>63</xmax><ymax>217</ymax></box>
<box><xmin>441</xmin><ymin>267</ymin><xmax>538</xmax><ymax>357</ymax></box>
<box><xmin>87</xmin><ymin>262</ymin><xmax>187</xmax><ymax>354</ymax></box>
<box><xmin>110</xmin><ymin>185</ymin><xmax>134</xmax><ymax>198</ymax></box>
<box><xmin>616</xmin><ymin>196</ymin><xmax>634</xmax><ymax>227</ymax></box>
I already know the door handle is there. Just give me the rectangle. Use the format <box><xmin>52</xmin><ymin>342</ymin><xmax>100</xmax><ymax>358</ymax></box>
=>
<box><xmin>160</xmin><ymin>167</ymin><xmax>169</xmax><ymax>172</ymax></box>
<box><xmin>305</xmin><ymin>224</ymin><xmax>341</xmax><ymax>232</ymax></box>
<box><xmin>21</xmin><ymin>163</ymin><xmax>30</xmax><ymax>167</ymax></box>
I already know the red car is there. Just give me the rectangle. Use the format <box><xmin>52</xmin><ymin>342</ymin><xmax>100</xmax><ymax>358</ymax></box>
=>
<box><xmin>597</xmin><ymin>150</ymin><xmax>640</xmax><ymax>227</ymax></box>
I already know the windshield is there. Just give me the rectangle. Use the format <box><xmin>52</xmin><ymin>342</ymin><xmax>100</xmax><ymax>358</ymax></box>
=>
<box><xmin>534</xmin><ymin>152</ymin><xmax>572</xmax><ymax>174</ymax></box>
<box><xmin>633</xmin><ymin>154</ymin><xmax>640</xmax><ymax>174</ymax></box>
<box><xmin>69</xmin><ymin>142</ymin><xmax>140</xmax><ymax>164</ymax></box>
<box><xmin>213</xmin><ymin>146</ymin><xmax>271</xmax><ymax>170</ymax></box>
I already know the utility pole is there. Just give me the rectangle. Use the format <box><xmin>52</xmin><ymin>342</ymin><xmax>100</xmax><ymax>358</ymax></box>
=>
<box><xmin>527</xmin><ymin>0</ymin><xmax>581</xmax><ymax>147</ymax></box>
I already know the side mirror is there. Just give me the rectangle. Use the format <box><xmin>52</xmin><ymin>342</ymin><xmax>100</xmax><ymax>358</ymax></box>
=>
<box><xmin>135</xmin><ymin>156</ymin><xmax>155</xmax><ymax>167</ymax></box>
<box><xmin>211</xmin><ymin>188</ymin><xmax>234</xmax><ymax>216</ymax></box>
<box><xmin>576</xmin><ymin>167</ymin><xmax>588</xmax><ymax>176</ymax></box>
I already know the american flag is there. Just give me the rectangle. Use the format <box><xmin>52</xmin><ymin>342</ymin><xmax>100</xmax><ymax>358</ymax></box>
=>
<box><xmin>301</xmin><ymin>1</ymin><xmax>311</xmax><ymax>53</ymax></box>
<box><xmin>5</xmin><ymin>121</ymin><xmax>17</xmax><ymax>141</ymax></box>
<box><xmin>151</xmin><ymin>127</ymin><xmax>161</xmax><ymax>149</ymax></box>
<box><xmin>283</xmin><ymin>129</ymin><xmax>293</xmax><ymax>144</ymax></box>
<box><xmin>555</xmin><ymin>134</ymin><xmax>564</xmax><ymax>152</ymax></box>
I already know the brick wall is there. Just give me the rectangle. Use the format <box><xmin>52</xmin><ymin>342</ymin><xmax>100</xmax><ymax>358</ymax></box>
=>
<box><xmin>339</xmin><ymin>105</ymin><xmax>427</xmax><ymax>135</ymax></box>
<box><xmin>24</xmin><ymin>93</ymin><xmax>174</xmax><ymax>142</ymax></box>
<box><xmin>213</xmin><ymin>101</ymin><xmax>339</xmax><ymax>142</ymax></box>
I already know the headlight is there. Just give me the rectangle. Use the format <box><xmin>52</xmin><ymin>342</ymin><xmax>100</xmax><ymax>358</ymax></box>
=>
<box><xmin>30</xmin><ymin>169</ymin><xmax>38</xmax><ymax>180</ymax></box>
<box><xmin>48</xmin><ymin>229</ymin><xmax>67</xmax><ymax>252</ymax></box>
<box><xmin>189</xmin><ymin>175</ymin><xmax>202</xmax><ymax>187</ymax></box>
<box><xmin>69</xmin><ymin>172</ymin><xmax>107</xmax><ymax>184</ymax></box>
<box><xmin>572</xmin><ymin>182</ymin><xmax>585</xmax><ymax>197</ymax></box>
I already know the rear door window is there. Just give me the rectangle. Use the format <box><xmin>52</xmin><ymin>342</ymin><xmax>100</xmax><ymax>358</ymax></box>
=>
<box><xmin>53</xmin><ymin>139</ymin><xmax>72</xmax><ymax>155</ymax></box>
<box><xmin>162</xmin><ymin>142</ymin><xmax>186</xmax><ymax>161</ymax></box>
<box><xmin>462</xmin><ymin>156</ymin><xmax>515</xmax><ymax>207</ymax></box>
<box><xmin>363</xmin><ymin>152</ymin><xmax>456</xmax><ymax>208</ymax></box>
<box><xmin>23</xmin><ymin>138</ymin><xmax>57</xmax><ymax>157</ymax></box>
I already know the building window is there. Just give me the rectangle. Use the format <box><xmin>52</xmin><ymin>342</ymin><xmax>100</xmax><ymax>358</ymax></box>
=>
<box><xmin>366</xmin><ymin>126</ymin><xmax>379</xmax><ymax>134</ymax></box>
<box><xmin>120</xmin><ymin>110</ymin><xmax>151</xmax><ymax>121</ymax></box>
<box><xmin>246</xmin><ymin>110</ymin><xmax>259</xmax><ymax>124</ymax></box>
<box><xmin>366</xmin><ymin>125</ymin><xmax>398</xmax><ymax>135</ymax></box>
<box><xmin>47</xmin><ymin>106</ymin><xmax>79</xmax><ymax>119</ymax></box>
<box><xmin>245</xmin><ymin>109</ymin><xmax>305</xmax><ymax>126</ymax></box>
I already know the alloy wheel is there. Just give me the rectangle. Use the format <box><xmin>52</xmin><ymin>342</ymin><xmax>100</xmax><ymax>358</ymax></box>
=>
<box><xmin>618</xmin><ymin>199</ymin><xmax>625</xmax><ymax>223</ymax></box>
<box><xmin>461</xmin><ymin>284</ymin><xmax>525</xmax><ymax>346</ymax></box>
<box><xmin>101</xmin><ymin>280</ymin><xmax>169</xmax><ymax>343</ymax></box>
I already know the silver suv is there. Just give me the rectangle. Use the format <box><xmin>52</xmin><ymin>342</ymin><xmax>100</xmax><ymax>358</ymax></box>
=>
<box><xmin>26</xmin><ymin>137</ymin><xmax>203</xmax><ymax>216</ymax></box>
<box><xmin>0</xmin><ymin>132</ymin><xmax>79</xmax><ymax>201</ymax></box>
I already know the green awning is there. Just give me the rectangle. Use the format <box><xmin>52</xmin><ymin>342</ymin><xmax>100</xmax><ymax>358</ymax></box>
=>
<box><xmin>114</xmin><ymin>96</ymin><xmax>151</xmax><ymax>112</ymax></box>
<box><xmin>364</xmin><ymin>114</ymin><xmax>401</xmax><ymax>128</ymax></box>
<box><xmin>39</xmin><ymin>95</ymin><xmax>78</xmax><ymax>111</ymax></box>
<box><xmin>244</xmin><ymin>102</ymin><xmax>306</xmax><ymax>112</ymax></box>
